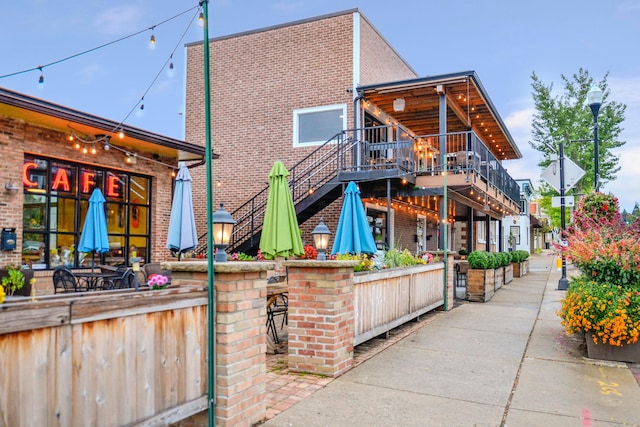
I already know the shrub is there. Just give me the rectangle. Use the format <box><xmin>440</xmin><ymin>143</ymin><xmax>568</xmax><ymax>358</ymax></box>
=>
<box><xmin>558</xmin><ymin>277</ymin><xmax>640</xmax><ymax>346</ymax></box>
<box><xmin>467</xmin><ymin>251</ymin><xmax>489</xmax><ymax>269</ymax></box>
<box><xmin>458</xmin><ymin>248</ymin><xmax>468</xmax><ymax>256</ymax></box>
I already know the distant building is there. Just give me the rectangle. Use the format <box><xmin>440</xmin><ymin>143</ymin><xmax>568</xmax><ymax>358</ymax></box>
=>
<box><xmin>501</xmin><ymin>179</ymin><xmax>541</xmax><ymax>252</ymax></box>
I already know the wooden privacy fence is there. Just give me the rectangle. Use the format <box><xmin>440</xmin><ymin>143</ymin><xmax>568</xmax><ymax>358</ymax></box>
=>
<box><xmin>0</xmin><ymin>286</ymin><xmax>208</xmax><ymax>427</ymax></box>
<box><xmin>351</xmin><ymin>263</ymin><xmax>445</xmax><ymax>346</ymax></box>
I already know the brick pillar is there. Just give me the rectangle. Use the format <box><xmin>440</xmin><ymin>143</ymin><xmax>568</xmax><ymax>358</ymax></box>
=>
<box><xmin>162</xmin><ymin>260</ymin><xmax>275</xmax><ymax>427</ymax></box>
<box><xmin>446</xmin><ymin>252</ymin><xmax>455</xmax><ymax>311</ymax></box>
<box><xmin>283</xmin><ymin>260</ymin><xmax>358</xmax><ymax>378</ymax></box>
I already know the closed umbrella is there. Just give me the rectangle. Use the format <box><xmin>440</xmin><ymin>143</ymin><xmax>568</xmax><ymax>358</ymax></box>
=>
<box><xmin>259</xmin><ymin>161</ymin><xmax>304</xmax><ymax>259</ymax></box>
<box><xmin>331</xmin><ymin>181</ymin><xmax>377</xmax><ymax>255</ymax></box>
<box><xmin>78</xmin><ymin>188</ymin><xmax>110</xmax><ymax>270</ymax></box>
<box><xmin>167</xmin><ymin>162</ymin><xmax>198</xmax><ymax>259</ymax></box>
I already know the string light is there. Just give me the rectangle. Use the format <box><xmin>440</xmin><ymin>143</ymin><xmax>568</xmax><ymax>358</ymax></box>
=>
<box><xmin>149</xmin><ymin>27</ymin><xmax>156</xmax><ymax>48</ymax></box>
<box><xmin>38</xmin><ymin>66</ymin><xmax>44</xmax><ymax>85</ymax></box>
<box><xmin>198</xmin><ymin>11</ymin><xmax>205</xmax><ymax>28</ymax></box>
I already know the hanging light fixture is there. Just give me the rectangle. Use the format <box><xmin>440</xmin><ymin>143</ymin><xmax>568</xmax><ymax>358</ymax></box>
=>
<box><xmin>149</xmin><ymin>27</ymin><xmax>156</xmax><ymax>48</ymax></box>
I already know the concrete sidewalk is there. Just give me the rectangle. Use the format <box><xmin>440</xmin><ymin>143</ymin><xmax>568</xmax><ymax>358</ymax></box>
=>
<box><xmin>263</xmin><ymin>252</ymin><xmax>640</xmax><ymax>427</ymax></box>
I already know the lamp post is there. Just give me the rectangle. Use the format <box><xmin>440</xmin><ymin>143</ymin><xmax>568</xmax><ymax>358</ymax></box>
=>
<box><xmin>587</xmin><ymin>85</ymin><xmax>603</xmax><ymax>192</ymax></box>
<box><xmin>212</xmin><ymin>203</ymin><xmax>236</xmax><ymax>262</ymax></box>
<box><xmin>557</xmin><ymin>141</ymin><xmax>569</xmax><ymax>290</ymax></box>
<box><xmin>312</xmin><ymin>218</ymin><xmax>331</xmax><ymax>261</ymax></box>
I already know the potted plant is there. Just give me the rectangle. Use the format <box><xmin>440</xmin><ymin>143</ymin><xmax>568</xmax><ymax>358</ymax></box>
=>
<box><xmin>466</xmin><ymin>251</ymin><xmax>496</xmax><ymax>302</ymax></box>
<box><xmin>557</xmin><ymin>192</ymin><xmax>640</xmax><ymax>363</ymax></box>
<box><xmin>511</xmin><ymin>250</ymin><xmax>529</xmax><ymax>277</ymax></box>
<box><xmin>1</xmin><ymin>264</ymin><xmax>25</xmax><ymax>297</ymax></box>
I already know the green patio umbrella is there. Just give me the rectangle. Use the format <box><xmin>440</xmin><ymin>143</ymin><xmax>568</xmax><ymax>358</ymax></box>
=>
<box><xmin>259</xmin><ymin>161</ymin><xmax>304</xmax><ymax>259</ymax></box>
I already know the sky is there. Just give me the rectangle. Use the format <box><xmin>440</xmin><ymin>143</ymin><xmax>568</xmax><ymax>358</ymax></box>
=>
<box><xmin>2</xmin><ymin>0</ymin><xmax>639</xmax><ymax>212</ymax></box>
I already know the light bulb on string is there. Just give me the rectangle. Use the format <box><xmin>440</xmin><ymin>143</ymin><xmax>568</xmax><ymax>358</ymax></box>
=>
<box><xmin>167</xmin><ymin>54</ymin><xmax>175</xmax><ymax>78</ymax></box>
<box><xmin>90</xmin><ymin>146</ymin><xmax>97</xmax><ymax>155</ymax></box>
<box><xmin>149</xmin><ymin>27</ymin><xmax>156</xmax><ymax>49</ymax></box>
<box><xmin>118</xmin><ymin>130</ymin><xmax>124</xmax><ymax>139</ymax></box>
<box><xmin>198</xmin><ymin>11</ymin><xmax>205</xmax><ymax>28</ymax></box>
<box><xmin>82</xmin><ymin>145</ymin><xmax>88</xmax><ymax>154</ymax></box>
<box><xmin>37</xmin><ymin>66</ymin><xmax>44</xmax><ymax>89</ymax></box>
<box><xmin>104</xmin><ymin>136</ymin><xmax>110</xmax><ymax>151</ymax></box>
<box><xmin>136</xmin><ymin>98</ymin><xmax>145</xmax><ymax>117</ymax></box>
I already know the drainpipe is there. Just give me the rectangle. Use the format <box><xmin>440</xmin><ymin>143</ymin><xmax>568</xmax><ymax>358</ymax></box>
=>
<box><xmin>353</xmin><ymin>92</ymin><xmax>364</xmax><ymax>169</ymax></box>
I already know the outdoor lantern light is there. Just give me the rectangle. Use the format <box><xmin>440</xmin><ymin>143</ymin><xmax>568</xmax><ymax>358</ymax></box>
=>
<box><xmin>212</xmin><ymin>203</ymin><xmax>236</xmax><ymax>262</ymax></box>
<box><xmin>587</xmin><ymin>85</ymin><xmax>603</xmax><ymax>192</ymax></box>
<box><xmin>312</xmin><ymin>217</ymin><xmax>331</xmax><ymax>261</ymax></box>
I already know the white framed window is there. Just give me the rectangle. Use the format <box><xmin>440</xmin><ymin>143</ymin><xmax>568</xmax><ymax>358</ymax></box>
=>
<box><xmin>293</xmin><ymin>104</ymin><xmax>347</xmax><ymax>147</ymax></box>
<box><xmin>477</xmin><ymin>221</ymin><xmax>486</xmax><ymax>244</ymax></box>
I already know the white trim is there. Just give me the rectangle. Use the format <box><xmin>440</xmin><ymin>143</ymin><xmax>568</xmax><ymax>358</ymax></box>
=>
<box><xmin>352</xmin><ymin>12</ymin><xmax>360</xmax><ymax>93</ymax></box>
<box><xmin>292</xmin><ymin>104</ymin><xmax>347</xmax><ymax>147</ymax></box>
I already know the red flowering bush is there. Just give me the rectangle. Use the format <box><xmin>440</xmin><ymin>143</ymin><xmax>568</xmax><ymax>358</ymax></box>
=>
<box><xmin>300</xmin><ymin>245</ymin><xmax>318</xmax><ymax>260</ymax></box>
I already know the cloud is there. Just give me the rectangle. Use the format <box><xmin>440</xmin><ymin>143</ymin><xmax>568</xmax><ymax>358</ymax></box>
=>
<box><xmin>94</xmin><ymin>5</ymin><xmax>144</xmax><ymax>35</ymax></box>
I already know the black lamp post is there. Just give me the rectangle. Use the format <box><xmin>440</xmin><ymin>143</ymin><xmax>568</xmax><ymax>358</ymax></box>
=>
<box><xmin>312</xmin><ymin>218</ymin><xmax>331</xmax><ymax>261</ymax></box>
<box><xmin>212</xmin><ymin>203</ymin><xmax>236</xmax><ymax>262</ymax></box>
<box><xmin>587</xmin><ymin>85</ymin><xmax>603</xmax><ymax>192</ymax></box>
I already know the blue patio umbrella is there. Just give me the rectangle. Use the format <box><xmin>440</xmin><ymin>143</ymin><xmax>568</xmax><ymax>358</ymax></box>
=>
<box><xmin>331</xmin><ymin>181</ymin><xmax>377</xmax><ymax>255</ymax></box>
<box><xmin>78</xmin><ymin>188</ymin><xmax>110</xmax><ymax>269</ymax></box>
<box><xmin>167</xmin><ymin>162</ymin><xmax>198</xmax><ymax>259</ymax></box>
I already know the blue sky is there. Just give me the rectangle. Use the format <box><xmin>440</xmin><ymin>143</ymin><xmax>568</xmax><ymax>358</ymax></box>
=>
<box><xmin>2</xmin><ymin>1</ymin><xmax>639</xmax><ymax>211</ymax></box>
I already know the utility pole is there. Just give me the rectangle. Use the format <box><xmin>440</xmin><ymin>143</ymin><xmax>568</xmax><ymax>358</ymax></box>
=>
<box><xmin>557</xmin><ymin>141</ymin><xmax>569</xmax><ymax>290</ymax></box>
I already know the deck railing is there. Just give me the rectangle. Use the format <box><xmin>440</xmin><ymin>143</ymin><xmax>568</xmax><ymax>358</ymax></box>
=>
<box><xmin>351</xmin><ymin>263</ymin><xmax>445</xmax><ymax>346</ymax></box>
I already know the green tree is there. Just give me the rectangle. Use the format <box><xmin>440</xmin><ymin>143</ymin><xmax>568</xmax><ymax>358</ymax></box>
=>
<box><xmin>530</xmin><ymin>68</ymin><xmax>626</xmax><ymax>195</ymax></box>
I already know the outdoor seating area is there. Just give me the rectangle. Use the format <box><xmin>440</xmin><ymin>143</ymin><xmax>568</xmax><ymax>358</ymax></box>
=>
<box><xmin>52</xmin><ymin>266</ymin><xmax>135</xmax><ymax>293</ymax></box>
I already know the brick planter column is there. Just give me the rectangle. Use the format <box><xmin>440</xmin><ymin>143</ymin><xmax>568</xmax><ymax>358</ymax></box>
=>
<box><xmin>283</xmin><ymin>260</ymin><xmax>358</xmax><ymax>378</ymax></box>
<box><xmin>162</xmin><ymin>260</ymin><xmax>275</xmax><ymax>427</ymax></box>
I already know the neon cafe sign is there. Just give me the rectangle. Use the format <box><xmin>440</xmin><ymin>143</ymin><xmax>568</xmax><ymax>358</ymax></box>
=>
<box><xmin>22</xmin><ymin>162</ymin><xmax>124</xmax><ymax>198</ymax></box>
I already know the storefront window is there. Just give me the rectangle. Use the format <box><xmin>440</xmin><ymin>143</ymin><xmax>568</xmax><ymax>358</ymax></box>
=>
<box><xmin>22</xmin><ymin>155</ymin><xmax>152</xmax><ymax>269</ymax></box>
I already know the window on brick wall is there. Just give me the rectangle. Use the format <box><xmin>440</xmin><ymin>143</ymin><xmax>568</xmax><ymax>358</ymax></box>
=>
<box><xmin>22</xmin><ymin>155</ymin><xmax>151</xmax><ymax>270</ymax></box>
<box><xmin>293</xmin><ymin>104</ymin><xmax>347</xmax><ymax>147</ymax></box>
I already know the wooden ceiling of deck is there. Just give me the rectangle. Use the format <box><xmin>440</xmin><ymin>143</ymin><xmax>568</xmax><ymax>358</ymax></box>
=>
<box><xmin>361</xmin><ymin>79</ymin><xmax>518</xmax><ymax>161</ymax></box>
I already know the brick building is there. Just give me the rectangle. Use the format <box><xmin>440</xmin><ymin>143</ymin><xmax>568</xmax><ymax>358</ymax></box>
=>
<box><xmin>185</xmin><ymin>9</ymin><xmax>523</xmax><ymax>256</ymax></box>
<box><xmin>0</xmin><ymin>87</ymin><xmax>204</xmax><ymax>293</ymax></box>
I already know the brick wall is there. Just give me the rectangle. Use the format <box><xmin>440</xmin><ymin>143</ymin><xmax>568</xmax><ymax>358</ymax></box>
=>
<box><xmin>0</xmin><ymin>116</ymin><xmax>179</xmax><ymax>294</ymax></box>
<box><xmin>184</xmin><ymin>11</ymin><xmax>419</xmax><ymax>251</ymax></box>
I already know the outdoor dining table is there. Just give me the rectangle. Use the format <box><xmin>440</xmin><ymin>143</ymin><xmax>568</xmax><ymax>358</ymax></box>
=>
<box><xmin>74</xmin><ymin>271</ymin><xmax>120</xmax><ymax>291</ymax></box>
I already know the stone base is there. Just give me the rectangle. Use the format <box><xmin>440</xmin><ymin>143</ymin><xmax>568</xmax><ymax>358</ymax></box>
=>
<box><xmin>586</xmin><ymin>335</ymin><xmax>640</xmax><ymax>363</ymax></box>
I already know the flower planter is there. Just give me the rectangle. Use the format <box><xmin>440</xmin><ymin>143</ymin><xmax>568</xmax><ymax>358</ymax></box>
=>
<box><xmin>467</xmin><ymin>268</ymin><xmax>495</xmax><ymax>302</ymax></box>
<box><xmin>512</xmin><ymin>260</ymin><xmax>528</xmax><ymax>277</ymax></box>
<box><xmin>585</xmin><ymin>335</ymin><xmax>640</xmax><ymax>363</ymax></box>
<box><xmin>494</xmin><ymin>266</ymin><xmax>504</xmax><ymax>290</ymax></box>
<box><xmin>504</xmin><ymin>264</ymin><xmax>513</xmax><ymax>284</ymax></box>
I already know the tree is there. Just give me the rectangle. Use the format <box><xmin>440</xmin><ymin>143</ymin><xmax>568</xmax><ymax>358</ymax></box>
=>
<box><xmin>530</xmin><ymin>68</ymin><xmax>627</xmax><ymax>195</ymax></box>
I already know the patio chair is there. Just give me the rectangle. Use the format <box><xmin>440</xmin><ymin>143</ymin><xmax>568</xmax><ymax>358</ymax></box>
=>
<box><xmin>456</xmin><ymin>261</ymin><xmax>469</xmax><ymax>287</ymax></box>
<box><xmin>53</xmin><ymin>267</ymin><xmax>80</xmax><ymax>293</ymax></box>
<box><xmin>141</xmin><ymin>263</ymin><xmax>172</xmax><ymax>285</ymax></box>
<box><xmin>266</xmin><ymin>293</ymin><xmax>288</xmax><ymax>344</ymax></box>
<box><xmin>108</xmin><ymin>267</ymin><xmax>136</xmax><ymax>289</ymax></box>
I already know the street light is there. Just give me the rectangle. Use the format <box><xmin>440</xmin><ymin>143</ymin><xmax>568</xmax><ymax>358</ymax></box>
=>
<box><xmin>587</xmin><ymin>85</ymin><xmax>603</xmax><ymax>192</ymax></box>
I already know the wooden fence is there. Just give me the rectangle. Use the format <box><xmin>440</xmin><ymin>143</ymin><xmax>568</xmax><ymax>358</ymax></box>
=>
<box><xmin>0</xmin><ymin>286</ymin><xmax>208</xmax><ymax>427</ymax></box>
<box><xmin>351</xmin><ymin>263</ymin><xmax>445</xmax><ymax>346</ymax></box>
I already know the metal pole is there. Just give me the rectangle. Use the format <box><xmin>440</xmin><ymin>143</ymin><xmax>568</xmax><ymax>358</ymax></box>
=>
<box><xmin>443</xmin><ymin>154</ymin><xmax>448</xmax><ymax>311</ymax></box>
<box><xmin>593</xmin><ymin>113</ymin><xmax>599</xmax><ymax>192</ymax></box>
<box><xmin>557</xmin><ymin>141</ymin><xmax>569</xmax><ymax>290</ymax></box>
<box><xmin>200</xmin><ymin>1</ymin><xmax>216</xmax><ymax>425</ymax></box>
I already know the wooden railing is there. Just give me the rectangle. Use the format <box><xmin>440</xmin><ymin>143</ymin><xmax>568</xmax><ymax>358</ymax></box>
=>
<box><xmin>351</xmin><ymin>263</ymin><xmax>445</xmax><ymax>346</ymax></box>
<box><xmin>0</xmin><ymin>287</ymin><xmax>208</xmax><ymax>427</ymax></box>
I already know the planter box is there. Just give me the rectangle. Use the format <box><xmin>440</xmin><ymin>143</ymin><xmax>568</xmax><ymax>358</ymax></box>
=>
<box><xmin>504</xmin><ymin>264</ymin><xmax>513</xmax><ymax>284</ymax></box>
<box><xmin>494</xmin><ymin>266</ymin><xmax>504</xmax><ymax>290</ymax></box>
<box><xmin>512</xmin><ymin>260</ymin><xmax>529</xmax><ymax>277</ymax></box>
<box><xmin>586</xmin><ymin>335</ymin><xmax>640</xmax><ymax>363</ymax></box>
<box><xmin>467</xmin><ymin>268</ymin><xmax>495</xmax><ymax>302</ymax></box>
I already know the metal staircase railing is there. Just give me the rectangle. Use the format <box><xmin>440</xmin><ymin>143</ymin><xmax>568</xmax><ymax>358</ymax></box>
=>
<box><xmin>193</xmin><ymin>132</ymin><xmax>358</xmax><ymax>257</ymax></box>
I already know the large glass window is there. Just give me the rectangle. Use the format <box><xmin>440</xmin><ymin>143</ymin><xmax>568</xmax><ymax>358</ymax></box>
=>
<box><xmin>293</xmin><ymin>104</ymin><xmax>347</xmax><ymax>147</ymax></box>
<box><xmin>22</xmin><ymin>155</ymin><xmax>152</xmax><ymax>270</ymax></box>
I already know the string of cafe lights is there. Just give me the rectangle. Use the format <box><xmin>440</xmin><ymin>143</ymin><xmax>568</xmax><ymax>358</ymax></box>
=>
<box><xmin>1</xmin><ymin>3</ymin><xmax>204</xmax><ymax>175</ymax></box>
